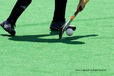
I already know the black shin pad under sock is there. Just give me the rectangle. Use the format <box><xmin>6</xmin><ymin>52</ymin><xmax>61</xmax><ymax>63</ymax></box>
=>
<box><xmin>7</xmin><ymin>0</ymin><xmax>32</xmax><ymax>25</ymax></box>
<box><xmin>53</xmin><ymin>0</ymin><xmax>67</xmax><ymax>22</ymax></box>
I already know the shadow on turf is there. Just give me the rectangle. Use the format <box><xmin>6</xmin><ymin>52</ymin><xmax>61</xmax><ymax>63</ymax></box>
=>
<box><xmin>0</xmin><ymin>33</ymin><xmax>98</xmax><ymax>45</ymax></box>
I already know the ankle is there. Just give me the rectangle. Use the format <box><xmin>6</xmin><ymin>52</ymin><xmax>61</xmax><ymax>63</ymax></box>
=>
<box><xmin>7</xmin><ymin>19</ymin><xmax>15</xmax><ymax>26</ymax></box>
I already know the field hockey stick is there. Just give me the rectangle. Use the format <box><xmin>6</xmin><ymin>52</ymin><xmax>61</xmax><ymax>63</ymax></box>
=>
<box><xmin>59</xmin><ymin>0</ymin><xmax>89</xmax><ymax>39</ymax></box>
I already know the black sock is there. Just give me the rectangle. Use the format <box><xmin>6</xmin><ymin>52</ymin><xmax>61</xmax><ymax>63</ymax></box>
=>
<box><xmin>7</xmin><ymin>0</ymin><xmax>32</xmax><ymax>25</ymax></box>
<box><xmin>52</xmin><ymin>0</ymin><xmax>67</xmax><ymax>22</ymax></box>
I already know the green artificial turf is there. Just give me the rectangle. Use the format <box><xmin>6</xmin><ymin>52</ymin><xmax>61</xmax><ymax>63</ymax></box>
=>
<box><xmin>0</xmin><ymin>0</ymin><xmax>114</xmax><ymax>76</ymax></box>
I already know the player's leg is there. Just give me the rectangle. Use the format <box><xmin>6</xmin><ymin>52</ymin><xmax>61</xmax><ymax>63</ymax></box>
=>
<box><xmin>50</xmin><ymin>0</ymin><xmax>67</xmax><ymax>31</ymax></box>
<box><xmin>7</xmin><ymin>0</ymin><xmax>32</xmax><ymax>25</ymax></box>
<box><xmin>0</xmin><ymin>0</ymin><xmax>32</xmax><ymax>36</ymax></box>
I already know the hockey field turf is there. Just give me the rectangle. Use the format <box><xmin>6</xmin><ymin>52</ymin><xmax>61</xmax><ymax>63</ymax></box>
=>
<box><xmin>0</xmin><ymin>0</ymin><xmax>114</xmax><ymax>76</ymax></box>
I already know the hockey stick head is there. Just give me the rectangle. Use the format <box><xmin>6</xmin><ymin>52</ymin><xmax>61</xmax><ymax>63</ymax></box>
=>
<box><xmin>59</xmin><ymin>28</ymin><xmax>63</xmax><ymax>39</ymax></box>
<box><xmin>59</xmin><ymin>24</ymin><xmax>66</xmax><ymax>39</ymax></box>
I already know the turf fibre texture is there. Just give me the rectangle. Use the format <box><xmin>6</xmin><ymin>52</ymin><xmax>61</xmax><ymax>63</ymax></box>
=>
<box><xmin>0</xmin><ymin>0</ymin><xmax>114</xmax><ymax>76</ymax></box>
